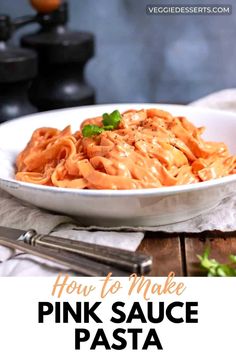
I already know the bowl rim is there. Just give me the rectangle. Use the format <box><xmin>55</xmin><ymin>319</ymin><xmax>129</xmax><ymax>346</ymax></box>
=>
<box><xmin>2</xmin><ymin>102</ymin><xmax>236</xmax><ymax>127</ymax></box>
<box><xmin>1</xmin><ymin>173</ymin><xmax>236</xmax><ymax>198</ymax></box>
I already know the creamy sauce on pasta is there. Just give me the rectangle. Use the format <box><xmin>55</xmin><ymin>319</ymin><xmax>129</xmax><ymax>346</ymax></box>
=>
<box><xmin>15</xmin><ymin>109</ymin><xmax>235</xmax><ymax>189</ymax></box>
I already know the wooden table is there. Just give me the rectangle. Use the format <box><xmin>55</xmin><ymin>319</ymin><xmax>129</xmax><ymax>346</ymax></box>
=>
<box><xmin>138</xmin><ymin>231</ymin><xmax>236</xmax><ymax>276</ymax></box>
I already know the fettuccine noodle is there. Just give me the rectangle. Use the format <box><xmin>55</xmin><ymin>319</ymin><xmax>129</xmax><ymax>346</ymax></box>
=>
<box><xmin>15</xmin><ymin>108</ymin><xmax>236</xmax><ymax>189</ymax></box>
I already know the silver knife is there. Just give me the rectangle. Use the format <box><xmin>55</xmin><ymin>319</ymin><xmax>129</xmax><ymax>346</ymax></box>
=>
<box><xmin>0</xmin><ymin>226</ymin><xmax>152</xmax><ymax>275</ymax></box>
<box><xmin>0</xmin><ymin>227</ymin><xmax>130</xmax><ymax>276</ymax></box>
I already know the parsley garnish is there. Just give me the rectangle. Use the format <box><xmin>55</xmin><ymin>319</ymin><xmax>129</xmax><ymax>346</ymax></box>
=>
<box><xmin>82</xmin><ymin>124</ymin><xmax>104</xmax><ymax>137</ymax></box>
<box><xmin>102</xmin><ymin>110</ymin><xmax>122</xmax><ymax>129</ymax></box>
<box><xmin>82</xmin><ymin>110</ymin><xmax>122</xmax><ymax>137</ymax></box>
<box><xmin>198</xmin><ymin>247</ymin><xmax>236</xmax><ymax>276</ymax></box>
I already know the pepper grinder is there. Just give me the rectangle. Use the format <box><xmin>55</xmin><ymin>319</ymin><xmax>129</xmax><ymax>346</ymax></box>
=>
<box><xmin>21</xmin><ymin>0</ymin><xmax>95</xmax><ymax>111</ymax></box>
<box><xmin>0</xmin><ymin>15</ymin><xmax>38</xmax><ymax>123</ymax></box>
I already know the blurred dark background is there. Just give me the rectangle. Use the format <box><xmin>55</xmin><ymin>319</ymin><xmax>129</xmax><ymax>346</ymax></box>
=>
<box><xmin>1</xmin><ymin>0</ymin><xmax>235</xmax><ymax>104</ymax></box>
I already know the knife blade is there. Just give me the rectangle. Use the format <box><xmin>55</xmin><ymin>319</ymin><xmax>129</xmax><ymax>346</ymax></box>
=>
<box><xmin>0</xmin><ymin>226</ymin><xmax>152</xmax><ymax>274</ymax></box>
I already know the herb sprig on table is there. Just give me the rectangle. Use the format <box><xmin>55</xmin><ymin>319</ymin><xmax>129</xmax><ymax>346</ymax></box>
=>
<box><xmin>82</xmin><ymin>110</ymin><xmax>122</xmax><ymax>137</ymax></box>
<box><xmin>198</xmin><ymin>248</ymin><xmax>236</xmax><ymax>276</ymax></box>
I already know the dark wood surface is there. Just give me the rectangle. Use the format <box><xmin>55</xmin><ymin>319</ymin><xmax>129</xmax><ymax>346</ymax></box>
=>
<box><xmin>138</xmin><ymin>231</ymin><xmax>236</xmax><ymax>276</ymax></box>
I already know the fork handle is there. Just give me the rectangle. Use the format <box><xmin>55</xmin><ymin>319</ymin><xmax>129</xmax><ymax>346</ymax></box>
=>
<box><xmin>20</xmin><ymin>230</ymin><xmax>152</xmax><ymax>274</ymax></box>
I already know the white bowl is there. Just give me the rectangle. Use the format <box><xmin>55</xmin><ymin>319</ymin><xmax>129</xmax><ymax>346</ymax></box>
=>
<box><xmin>0</xmin><ymin>103</ymin><xmax>236</xmax><ymax>227</ymax></box>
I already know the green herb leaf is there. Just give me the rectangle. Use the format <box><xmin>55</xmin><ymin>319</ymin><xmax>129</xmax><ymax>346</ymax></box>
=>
<box><xmin>198</xmin><ymin>248</ymin><xmax>236</xmax><ymax>277</ymax></box>
<box><xmin>103</xmin><ymin>125</ymin><xmax>115</xmax><ymax>130</ymax></box>
<box><xmin>229</xmin><ymin>254</ymin><xmax>236</xmax><ymax>263</ymax></box>
<box><xmin>82</xmin><ymin>110</ymin><xmax>122</xmax><ymax>137</ymax></box>
<box><xmin>82</xmin><ymin>124</ymin><xmax>104</xmax><ymax>137</ymax></box>
<box><xmin>102</xmin><ymin>113</ymin><xmax>110</xmax><ymax>125</ymax></box>
<box><xmin>102</xmin><ymin>110</ymin><xmax>122</xmax><ymax>129</ymax></box>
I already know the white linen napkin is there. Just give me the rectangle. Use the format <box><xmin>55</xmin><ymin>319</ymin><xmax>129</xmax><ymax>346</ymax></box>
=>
<box><xmin>1</xmin><ymin>89</ymin><xmax>236</xmax><ymax>276</ymax></box>
<box><xmin>0</xmin><ymin>188</ymin><xmax>144</xmax><ymax>276</ymax></box>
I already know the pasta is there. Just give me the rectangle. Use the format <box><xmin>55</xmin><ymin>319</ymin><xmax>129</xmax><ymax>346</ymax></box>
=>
<box><xmin>15</xmin><ymin>108</ymin><xmax>236</xmax><ymax>190</ymax></box>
